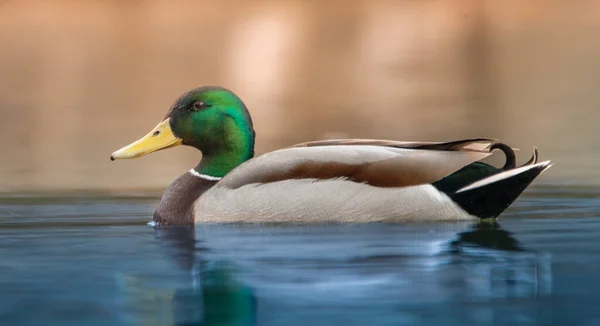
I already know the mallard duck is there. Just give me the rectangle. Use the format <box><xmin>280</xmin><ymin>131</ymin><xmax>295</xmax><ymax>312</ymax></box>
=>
<box><xmin>111</xmin><ymin>86</ymin><xmax>552</xmax><ymax>225</ymax></box>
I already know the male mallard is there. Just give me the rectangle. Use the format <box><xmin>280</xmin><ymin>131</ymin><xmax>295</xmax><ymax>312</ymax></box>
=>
<box><xmin>111</xmin><ymin>86</ymin><xmax>552</xmax><ymax>225</ymax></box>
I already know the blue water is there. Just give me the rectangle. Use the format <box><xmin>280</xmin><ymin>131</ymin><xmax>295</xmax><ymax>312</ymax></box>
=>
<box><xmin>1</xmin><ymin>186</ymin><xmax>599</xmax><ymax>326</ymax></box>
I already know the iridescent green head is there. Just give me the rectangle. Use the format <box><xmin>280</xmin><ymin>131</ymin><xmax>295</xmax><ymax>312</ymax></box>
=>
<box><xmin>111</xmin><ymin>86</ymin><xmax>256</xmax><ymax>178</ymax></box>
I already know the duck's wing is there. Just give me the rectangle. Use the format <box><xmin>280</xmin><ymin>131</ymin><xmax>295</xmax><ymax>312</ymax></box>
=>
<box><xmin>218</xmin><ymin>139</ymin><xmax>496</xmax><ymax>190</ymax></box>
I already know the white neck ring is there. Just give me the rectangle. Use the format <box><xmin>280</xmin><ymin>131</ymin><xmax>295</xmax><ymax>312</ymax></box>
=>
<box><xmin>189</xmin><ymin>169</ymin><xmax>222</xmax><ymax>181</ymax></box>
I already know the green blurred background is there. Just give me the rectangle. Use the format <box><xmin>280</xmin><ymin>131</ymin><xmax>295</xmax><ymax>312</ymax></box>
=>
<box><xmin>0</xmin><ymin>0</ymin><xmax>598</xmax><ymax>193</ymax></box>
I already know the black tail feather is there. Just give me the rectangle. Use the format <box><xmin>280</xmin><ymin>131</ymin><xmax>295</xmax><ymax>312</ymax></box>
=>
<box><xmin>449</xmin><ymin>162</ymin><xmax>551</xmax><ymax>219</ymax></box>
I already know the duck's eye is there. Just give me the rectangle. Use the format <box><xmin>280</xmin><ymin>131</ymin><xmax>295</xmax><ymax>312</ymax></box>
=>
<box><xmin>193</xmin><ymin>101</ymin><xmax>208</xmax><ymax>111</ymax></box>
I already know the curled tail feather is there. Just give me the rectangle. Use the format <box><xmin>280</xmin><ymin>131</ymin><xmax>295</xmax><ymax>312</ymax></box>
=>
<box><xmin>522</xmin><ymin>147</ymin><xmax>539</xmax><ymax>166</ymax></box>
<box><xmin>489</xmin><ymin>142</ymin><xmax>516</xmax><ymax>170</ymax></box>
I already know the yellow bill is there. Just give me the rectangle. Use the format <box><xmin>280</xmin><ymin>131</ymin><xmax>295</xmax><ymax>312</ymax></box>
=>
<box><xmin>111</xmin><ymin>118</ymin><xmax>182</xmax><ymax>160</ymax></box>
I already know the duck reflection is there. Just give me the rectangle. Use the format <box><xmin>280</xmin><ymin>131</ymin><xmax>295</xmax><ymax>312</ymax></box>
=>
<box><xmin>118</xmin><ymin>221</ymin><xmax>552</xmax><ymax>325</ymax></box>
<box><xmin>444</xmin><ymin>221</ymin><xmax>552</xmax><ymax>299</ymax></box>
<box><xmin>118</xmin><ymin>227</ymin><xmax>256</xmax><ymax>326</ymax></box>
<box><xmin>154</xmin><ymin>226</ymin><xmax>257</xmax><ymax>326</ymax></box>
<box><xmin>448</xmin><ymin>220</ymin><xmax>524</xmax><ymax>252</ymax></box>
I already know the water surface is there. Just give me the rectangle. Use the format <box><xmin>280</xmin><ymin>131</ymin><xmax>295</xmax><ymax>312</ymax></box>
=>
<box><xmin>1</xmin><ymin>186</ymin><xmax>599</xmax><ymax>326</ymax></box>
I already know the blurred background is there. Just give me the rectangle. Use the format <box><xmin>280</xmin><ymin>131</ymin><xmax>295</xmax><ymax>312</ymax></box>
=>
<box><xmin>1</xmin><ymin>0</ymin><xmax>599</xmax><ymax>193</ymax></box>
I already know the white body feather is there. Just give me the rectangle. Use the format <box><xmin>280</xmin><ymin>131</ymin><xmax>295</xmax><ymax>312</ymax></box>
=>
<box><xmin>195</xmin><ymin>180</ymin><xmax>473</xmax><ymax>223</ymax></box>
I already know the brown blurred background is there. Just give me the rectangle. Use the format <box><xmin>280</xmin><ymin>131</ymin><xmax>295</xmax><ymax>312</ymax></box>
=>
<box><xmin>0</xmin><ymin>0</ymin><xmax>599</xmax><ymax>193</ymax></box>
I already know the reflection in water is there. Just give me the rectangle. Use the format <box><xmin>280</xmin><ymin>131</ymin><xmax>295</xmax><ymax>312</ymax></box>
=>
<box><xmin>449</xmin><ymin>221</ymin><xmax>524</xmax><ymax>252</ymax></box>
<box><xmin>445</xmin><ymin>221</ymin><xmax>552</xmax><ymax>299</ymax></box>
<box><xmin>118</xmin><ymin>227</ymin><xmax>256</xmax><ymax>326</ymax></box>
<box><xmin>117</xmin><ymin>221</ymin><xmax>552</xmax><ymax>325</ymax></box>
